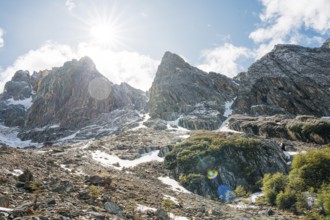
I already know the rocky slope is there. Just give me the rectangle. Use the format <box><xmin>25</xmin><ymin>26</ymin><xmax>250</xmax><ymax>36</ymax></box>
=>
<box><xmin>1</xmin><ymin>40</ymin><xmax>330</xmax><ymax>219</ymax></box>
<box><xmin>233</xmin><ymin>43</ymin><xmax>330</xmax><ymax>116</ymax></box>
<box><xmin>0</xmin><ymin>128</ymin><xmax>300</xmax><ymax>220</ymax></box>
<box><xmin>148</xmin><ymin>52</ymin><xmax>238</xmax><ymax>130</ymax></box>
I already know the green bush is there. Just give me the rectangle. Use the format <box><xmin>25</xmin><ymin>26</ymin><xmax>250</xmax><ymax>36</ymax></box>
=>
<box><xmin>234</xmin><ymin>185</ymin><xmax>249</xmax><ymax>198</ymax></box>
<box><xmin>291</xmin><ymin>148</ymin><xmax>330</xmax><ymax>189</ymax></box>
<box><xmin>260</xmin><ymin>148</ymin><xmax>330</xmax><ymax>217</ymax></box>
<box><xmin>262</xmin><ymin>173</ymin><xmax>288</xmax><ymax>205</ymax></box>
<box><xmin>317</xmin><ymin>184</ymin><xmax>330</xmax><ymax>216</ymax></box>
<box><xmin>276</xmin><ymin>191</ymin><xmax>296</xmax><ymax>210</ymax></box>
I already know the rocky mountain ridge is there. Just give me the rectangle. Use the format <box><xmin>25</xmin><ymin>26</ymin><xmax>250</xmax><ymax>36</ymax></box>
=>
<box><xmin>0</xmin><ymin>40</ymin><xmax>330</xmax><ymax>219</ymax></box>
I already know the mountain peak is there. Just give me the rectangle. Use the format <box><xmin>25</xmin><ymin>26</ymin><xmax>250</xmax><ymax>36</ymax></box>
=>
<box><xmin>160</xmin><ymin>51</ymin><xmax>188</xmax><ymax>70</ymax></box>
<box><xmin>321</xmin><ymin>38</ymin><xmax>330</xmax><ymax>48</ymax></box>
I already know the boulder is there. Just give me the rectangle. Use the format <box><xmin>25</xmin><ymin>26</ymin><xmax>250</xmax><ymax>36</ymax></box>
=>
<box><xmin>165</xmin><ymin>132</ymin><xmax>289</xmax><ymax>199</ymax></box>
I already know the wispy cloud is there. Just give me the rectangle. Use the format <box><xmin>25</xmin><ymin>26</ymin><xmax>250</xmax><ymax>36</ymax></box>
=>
<box><xmin>250</xmin><ymin>0</ymin><xmax>330</xmax><ymax>57</ymax></box>
<box><xmin>0</xmin><ymin>41</ymin><xmax>159</xmax><ymax>92</ymax></box>
<box><xmin>0</xmin><ymin>42</ymin><xmax>76</xmax><ymax>92</ymax></box>
<box><xmin>65</xmin><ymin>0</ymin><xmax>75</xmax><ymax>11</ymax></box>
<box><xmin>198</xmin><ymin>43</ymin><xmax>253</xmax><ymax>77</ymax></box>
<box><xmin>199</xmin><ymin>0</ymin><xmax>330</xmax><ymax>77</ymax></box>
<box><xmin>0</xmin><ymin>28</ymin><xmax>4</xmax><ymax>48</ymax></box>
<box><xmin>77</xmin><ymin>43</ymin><xmax>159</xmax><ymax>91</ymax></box>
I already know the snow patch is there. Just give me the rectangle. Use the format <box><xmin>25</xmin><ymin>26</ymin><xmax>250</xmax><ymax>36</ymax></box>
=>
<box><xmin>131</xmin><ymin>113</ymin><xmax>150</xmax><ymax>131</ymax></box>
<box><xmin>283</xmin><ymin>151</ymin><xmax>291</xmax><ymax>160</ymax></box>
<box><xmin>135</xmin><ymin>204</ymin><xmax>188</xmax><ymax>220</ymax></box>
<box><xmin>217</xmin><ymin>118</ymin><xmax>242</xmax><ymax>133</ymax></box>
<box><xmin>158</xmin><ymin>176</ymin><xmax>191</xmax><ymax>194</ymax></box>
<box><xmin>135</xmin><ymin>204</ymin><xmax>157</xmax><ymax>212</ymax></box>
<box><xmin>163</xmin><ymin>194</ymin><xmax>179</xmax><ymax>205</ymax></box>
<box><xmin>228</xmin><ymin>203</ymin><xmax>258</xmax><ymax>210</ymax></box>
<box><xmin>0</xmin><ymin>123</ymin><xmax>38</xmax><ymax>148</ymax></box>
<box><xmin>223</xmin><ymin>97</ymin><xmax>236</xmax><ymax>117</ymax></box>
<box><xmin>0</xmin><ymin>207</ymin><xmax>13</xmax><ymax>212</ymax></box>
<box><xmin>321</xmin><ymin>116</ymin><xmax>330</xmax><ymax>120</ymax></box>
<box><xmin>92</xmin><ymin>150</ymin><xmax>164</xmax><ymax>170</ymax></box>
<box><xmin>12</xmin><ymin>169</ymin><xmax>23</xmax><ymax>176</ymax></box>
<box><xmin>168</xmin><ymin>213</ymin><xmax>189</xmax><ymax>220</ymax></box>
<box><xmin>6</xmin><ymin>97</ymin><xmax>33</xmax><ymax>110</ymax></box>
<box><xmin>249</xmin><ymin>192</ymin><xmax>263</xmax><ymax>203</ymax></box>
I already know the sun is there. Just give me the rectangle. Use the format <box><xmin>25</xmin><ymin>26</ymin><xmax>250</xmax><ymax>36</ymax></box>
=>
<box><xmin>89</xmin><ymin>22</ymin><xmax>119</xmax><ymax>46</ymax></box>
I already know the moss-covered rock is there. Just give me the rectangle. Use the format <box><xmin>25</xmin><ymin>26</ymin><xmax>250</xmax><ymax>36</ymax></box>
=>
<box><xmin>165</xmin><ymin>132</ymin><xmax>289</xmax><ymax>200</ymax></box>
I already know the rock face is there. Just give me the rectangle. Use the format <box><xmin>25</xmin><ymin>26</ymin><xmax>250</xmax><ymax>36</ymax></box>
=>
<box><xmin>233</xmin><ymin>43</ymin><xmax>330</xmax><ymax>116</ymax></box>
<box><xmin>25</xmin><ymin>57</ymin><xmax>147</xmax><ymax>129</ymax></box>
<box><xmin>165</xmin><ymin>132</ymin><xmax>289</xmax><ymax>199</ymax></box>
<box><xmin>228</xmin><ymin>115</ymin><xmax>330</xmax><ymax>144</ymax></box>
<box><xmin>0</xmin><ymin>71</ymin><xmax>34</xmax><ymax>127</ymax></box>
<box><xmin>148</xmin><ymin>52</ymin><xmax>238</xmax><ymax>130</ymax></box>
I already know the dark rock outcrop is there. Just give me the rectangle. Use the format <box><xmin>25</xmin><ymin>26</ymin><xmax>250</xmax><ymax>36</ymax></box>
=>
<box><xmin>0</xmin><ymin>71</ymin><xmax>34</xmax><ymax>127</ymax></box>
<box><xmin>233</xmin><ymin>42</ymin><xmax>330</xmax><ymax>116</ymax></box>
<box><xmin>228</xmin><ymin>114</ymin><xmax>330</xmax><ymax>144</ymax></box>
<box><xmin>25</xmin><ymin>57</ymin><xmax>147</xmax><ymax>129</ymax></box>
<box><xmin>1</xmin><ymin>70</ymin><xmax>32</xmax><ymax>100</ymax></box>
<box><xmin>148</xmin><ymin>52</ymin><xmax>238</xmax><ymax>130</ymax></box>
<box><xmin>165</xmin><ymin>132</ymin><xmax>289</xmax><ymax>199</ymax></box>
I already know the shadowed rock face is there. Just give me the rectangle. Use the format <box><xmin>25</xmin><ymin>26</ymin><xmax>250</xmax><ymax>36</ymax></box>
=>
<box><xmin>25</xmin><ymin>57</ymin><xmax>147</xmax><ymax>129</ymax></box>
<box><xmin>148</xmin><ymin>52</ymin><xmax>238</xmax><ymax>130</ymax></box>
<box><xmin>2</xmin><ymin>70</ymin><xmax>33</xmax><ymax>100</ymax></box>
<box><xmin>0</xmin><ymin>71</ymin><xmax>34</xmax><ymax>126</ymax></box>
<box><xmin>228</xmin><ymin>114</ymin><xmax>330</xmax><ymax>144</ymax></box>
<box><xmin>165</xmin><ymin>132</ymin><xmax>289</xmax><ymax>198</ymax></box>
<box><xmin>233</xmin><ymin>43</ymin><xmax>330</xmax><ymax>116</ymax></box>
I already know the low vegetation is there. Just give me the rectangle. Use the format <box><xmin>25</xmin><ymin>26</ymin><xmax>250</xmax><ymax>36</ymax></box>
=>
<box><xmin>260</xmin><ymin>148</ymin><xmax>330</xmax><ymax>217</ymax></box>
<box><xmin>286</xmin><ymin>116</ymin><xmax>330</xmax><ymax>144</ymax></box>
<box><xmin>165</xmin><ymin>132</ymin><xmax>276</xmax><ymax>199</ymax></box>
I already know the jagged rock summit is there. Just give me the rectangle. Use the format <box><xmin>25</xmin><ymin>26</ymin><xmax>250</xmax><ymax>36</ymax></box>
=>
<box><xmin>0</xmin><ymin>57</ymin><xmax>148</xmax><ymax>143</ymax></box>
<box><xmin>233</xmin><ymin>41</ymin><xmax>330</xmax><ymax>116</ymax></box>
<box><xmin>25</xmin><ymin>56</ymin><xmax>147</xmax><ymax>129</ymax></box>
<box><xmin>148</xmin><ymin>51</ymin><xmax>238</xmax><ymax>130</ymax></box>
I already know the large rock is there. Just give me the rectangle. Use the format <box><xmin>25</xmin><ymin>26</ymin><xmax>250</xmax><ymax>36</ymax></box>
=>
<box><xmin>25</xmin><ymin>57</ymin><xmax>147</xmax><ymax>129</ymax></box>
<box><xmin>233</xmin><ymin>41</ymin><xmax>330</xmax><ymax>116</ymax></box>
<box><xmin>228</xmin><ymin>114</ymin><xmax>330</xmax><ymax>144</ymax></box>
<box><xmin>148</xmin><ymin>52</ymin><xmax>238</xmax><ymax>130</ymax></box>
<box><xmin>1</xmin><ymin>70</ymin><xmax>32</xmax><ymax>100</ymax></box>
<box><xmin>165</xmin><ymin>132</ymin><xmax>289</xmax><ymax>199</ymax></box>
<box><xmin>0</xmin><ymin>71</ymin><xmax>34</xmax><ymax>127</ymax></box>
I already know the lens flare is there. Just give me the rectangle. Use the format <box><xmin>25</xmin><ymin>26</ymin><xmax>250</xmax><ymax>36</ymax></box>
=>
<box><xmin>217</xmin><ymin>184</ymin><xmax>233</xmax><ymax>202</ymax></box>
<box><xmin>207</xmin><ymin>169</ymin><xmax>218</xmax><ymax>180</ymax></box>
<box><xmin>88</xmin><ymin>77</ymin><xmax>111</xmax><ymax>100</ymax></box>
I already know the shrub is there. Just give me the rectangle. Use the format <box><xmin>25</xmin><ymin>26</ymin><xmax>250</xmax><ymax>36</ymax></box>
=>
<box><xmin>291</xmin><ymin>148</ymin><xmax>330</xmax><ymax>189</ymax></box>
<box><xmin>276</xmin><ymin>191</ymin><xmax>296</xmax><ymax>210</ymax></box>
<box><xmin>234</xmin><ymin>185</ymin><xmax>249</xmax><ymax>198</ymax></box>
<box><xmin>262</xmin><ymin>173</ymin><xmax>288</xmax><ymax>205</ymax></box>
<box><xmin>88</xmin><ymin>185</ymin><xmax>103</xmax><ymax>200</ymax></box>
<box><xmin>317</xmin><ymin>184</ymin><xmax>330</xmax><ymax>216</ymax></box>
<box><xmin>162</xmin><ymin>199</ymin><xmax>176</xmax><ymax>212</ymax></box>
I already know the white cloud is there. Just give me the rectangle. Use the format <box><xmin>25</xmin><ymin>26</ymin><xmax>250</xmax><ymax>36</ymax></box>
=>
<box><xmin>65</xmin><ymin>0</ymin><xmax>75</xmax><ymax>11</ymax></box>
<box><xmin>198</xmin><ymin>43</ymin><xmax>253</xmax><ymax>77</ymax></box>
<box><xmin>77</xmin><ymin>43</ymin><xmax>159</xmax><ymax>91</ymax></box>
<box><xmin>0</xmin><ymin>28</ymin><xmax>4</xmax><ymax>48</ymax></box>
<box><xmin>0</xmin><ymin>42</ymin><xmax>76</xmax><ymax>92</ymax></box>
<box><xmin>0</xmin><ymin>41</ymin><xmax>159</xmax><ymax>92</ymax></box>
<box><xmin>250</xmin><ymin>0</ymin><xmax>330</xmax><ymax>57</ymax></box>
<box><xmin>198</xmin><ymin>0</ymin><xmax>330</xmax><ymax>76</ymax></box>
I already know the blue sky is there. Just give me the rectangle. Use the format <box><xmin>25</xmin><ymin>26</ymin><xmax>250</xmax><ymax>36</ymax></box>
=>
<box><xmin>0</xmin><ymin>0</ymin><xmax>329</xmax><ymax>91</ymax></box>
